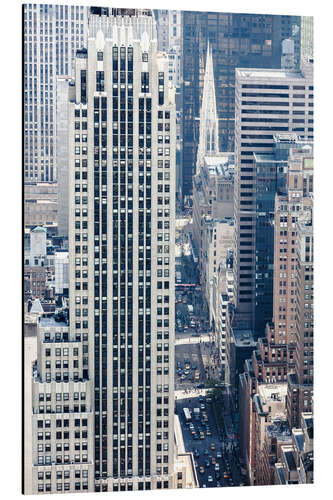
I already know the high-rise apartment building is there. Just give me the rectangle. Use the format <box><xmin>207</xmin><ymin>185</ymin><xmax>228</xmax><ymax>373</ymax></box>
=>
<box><xmin>23</xmin><ymin>3</ymin><xmax>88</xmax><ymax>182</ymax></box>
<box><xmin>233</xmin><ymin>60</ymin><xmax>313</xmax><ymax>336</ymax></box>
<box><xmin>181</xmin><ymin>11</ymin><xmax>300</xmax><ymax>197</ymax></box>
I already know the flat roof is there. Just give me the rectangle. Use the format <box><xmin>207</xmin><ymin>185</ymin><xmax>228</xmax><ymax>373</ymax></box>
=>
<box><xmin>258</xmin><ymin>383</ymin><xmax>288</xmax><ymax>403</ymax></box>
<box><xmin>236</xmin><ymin>67</ymin><xmax>304</xmax><ymax>80</ymax></box>
<box><xmin>266</xmin><ymin>419</ymin><xmax>291</xmax><ymax>441</ymax></box>
<box><xmin>40</xmin><ymin>317</ymin><xmax>68</xmax><ymax>328</ymax></box>
<box><xmin>284</xmin><ymin>448</ymin><xmax>297</xmax><ymax>471</ymax></box>
<box><xmin>275</xmin><ymin>464</ymin><xmax>287</xmax><ymax>485</ymax></box>
<box><xmin>233</xmin><ymin>328</ymin><xmax>256</xmax><ymax>347</ymax></box>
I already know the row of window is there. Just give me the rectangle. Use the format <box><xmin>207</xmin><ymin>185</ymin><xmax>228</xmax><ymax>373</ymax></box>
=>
<box><xmin>44</xmin><ymin>347</ymin><xmax>80</xmax><ymax>357</ymax></box>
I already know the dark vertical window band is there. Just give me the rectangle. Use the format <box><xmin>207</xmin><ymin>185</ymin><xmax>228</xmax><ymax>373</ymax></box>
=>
<box><xmin>93</xmin><ymin>93</ymin><xmax>108</xmax><ymax>484</ymax></box>
<box><xmin>81</xmin><ymin>69</ymin><xmax>86</xmax><ymax>104</ymax></box>
<box><xmin>158</xmin><ymin>72</ymin><xmax>164</xmax><ymax>106</ymax></box>
<box><xmin>137</xmin><ymin>92</ymin><xmax>152</xmax><ymax>477</ymax></box>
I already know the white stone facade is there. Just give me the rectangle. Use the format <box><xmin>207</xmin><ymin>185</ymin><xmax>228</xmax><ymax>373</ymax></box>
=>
<box><xmin>67</xmin><ymin>9</ymin><xmax>176</xmax><ymax>493</ymax></box>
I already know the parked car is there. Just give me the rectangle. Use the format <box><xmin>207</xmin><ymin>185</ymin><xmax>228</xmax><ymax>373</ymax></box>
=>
<box><xmin>199</xmin><ymin>466</ymin><xmax>205</xmax><ymax>475</ymax></box>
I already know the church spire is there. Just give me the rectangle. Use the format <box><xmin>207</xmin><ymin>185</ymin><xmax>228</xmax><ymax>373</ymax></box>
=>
<box><xmin>196</xmin><ymin>42</ymin><xmax>219</xmax><ymax>174</ymax></box>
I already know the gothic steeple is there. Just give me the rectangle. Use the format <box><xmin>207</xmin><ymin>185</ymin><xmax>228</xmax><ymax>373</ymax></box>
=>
<box><xmin>196</xmin><ymin>42</ymin><xmax>219</xmax><ymax>174</ymax></box>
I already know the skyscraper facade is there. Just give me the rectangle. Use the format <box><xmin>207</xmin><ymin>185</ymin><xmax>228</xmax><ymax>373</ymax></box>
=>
<box><xmin>23</xmin><ymin>3</ymin><xmax>88</xmax><ymax>182</ymax></box>
<box><xmin>181</xmin><ymin>11</ymin><xmax>301</xmax><ymax>197</ymax></box>
<box><xmin>233</xmin><ymin>61</ymin><xmax>313</xmax><ymax>337</ymax></box>
<box><xmin>30</xmin><ymin>7</ymin><xmax>176</xmax><ymax>494</ymax></box>
<box><xmin>67</xmin><ymin>8</ymin><xmax>176</xmax><ymax>492</ymax></box>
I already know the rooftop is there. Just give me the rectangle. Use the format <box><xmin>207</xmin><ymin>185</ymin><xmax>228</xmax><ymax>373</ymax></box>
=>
<box><xmin>266</xmin><ymin>418</ymin><xmax>291</xmax><ymax>441</ymax></box>
<box><xmin>293</xmin><ymin>429</ymin><xmax>305</xmax><ymax>452</ymax></box>
<box><xmin>236</xmin><ymin>67</ymin><xmax>304</xmax><ymax>81</ymax></box>
<box><xmin>275</xmin><ymin>464</ymin><xmax>287</xmax><ymax>485</ymax></box>
<box><xmin>258</xmin><ymin>383</ymin><xmax>288</xmax><ymax>405</ymax></box>
<box><xmin>233</xmin><ymin>328</ymin><xmax>256</xmax><ymax>348</ymax></box>
<box><xmin>39</xmin><ymin>316</ymin><xmax>68</xmax><ymax>328</ymax></box>
<box><xmin>283</xmin><ymin>448</ymin><xmax>297</xmax><ymax>471</ymax></box>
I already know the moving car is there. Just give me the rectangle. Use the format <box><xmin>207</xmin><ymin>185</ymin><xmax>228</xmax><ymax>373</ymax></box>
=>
<box><xmin>217</xmin><ymin>451</ymin><xmax>222</xmax><ymax>459</ymax></box>
<box><xmin>210</xmin><ymin>443</ymin><xmax>216</xmax><ymax>451</ymax></box>
<box><xmin>207</xmin><ymin>475</ymin><xmax>213</xmax><ymax>483</ymax></box>
<box><xmin>215</xmin><ymin>463</ymin><xmax>220</xmax><ymax>471</ymax></box>
<box><xmin>215</xmin><ymin>472</ymin><xmax>221</xmax><ymax>480</ymax></box>
<box><xmin>204</xmin><ymin>459</ymin><xmax>210</xmax><ymax>468</ymax></box>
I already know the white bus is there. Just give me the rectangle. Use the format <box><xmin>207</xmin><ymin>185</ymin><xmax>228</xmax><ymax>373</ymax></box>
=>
<box><xmin>183</xmin><ymin>408</ymin><xmax>192</xmax><ymax>423</ymax></box>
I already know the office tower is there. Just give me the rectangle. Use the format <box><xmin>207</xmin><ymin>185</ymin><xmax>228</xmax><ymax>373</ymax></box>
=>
<box><xmin>233</xmin><ymin>60</ymin><xmax>313</xmax><ymax>337</ymax></box>
<box><xmin>155</xmin><ymin>10</ymin><xmax>182</xmax><ymax>200</ymax></box>
<box><xmin>155</xmin><ymin>9</ymin><xmax>170</xmax><ymax>52</ymax></box>
<box><xmin>250</xmin><ymin>142</ymin><xmax>313</xmax><ymax>383</ymax></box>
<box><xmin>272</xmin><ymin>145</ymin><xmax>313</xmax><ymax>350</ymax></box>
<box><xmin>253</xmin><ymin>134</ymin><xmax>312</xmax><ymax>336</ymax></box>
<box><xmin>154</xmin><ymin>10</ymin><xmax>182</xmax><ymax>90</ymax></box>
<box><xmin>181</xmin><ymin>12</ymin><xmax>301</xmax><ymax>197</ymax></box>
<box><xmin>23</xmin><ymin>4</ymin><xmax>88</xmax><ymax>182</ymax></box>
<box><xmin>287</xmin><ymin>198</ymin><xmax>313</xmax><ymax>429</ymax></box>
<box><xmin>67</xmin><ymin>7</ymin><xmax>176</xmax><ymax>492</ymax></box>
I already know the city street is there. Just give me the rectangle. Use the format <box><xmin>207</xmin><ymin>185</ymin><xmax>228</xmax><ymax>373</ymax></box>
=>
<box><xmin>175</xmin><ymin>393</ymin><xmax>242</xmax><ymax>489</ymax></box>
<box><xmin>174</xmin><ymin>223</ymin><xmax>244</xmax><ymax>489</ymax></box>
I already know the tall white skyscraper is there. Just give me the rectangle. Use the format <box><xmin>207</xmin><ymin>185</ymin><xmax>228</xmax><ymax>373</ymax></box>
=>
<box><xmin>30</xmin><ymin>7</ymin><xmax>176</xmax><ymax>494</ymax></box>
<box><xmin>23</xmin><ymin>4</ymin><xmax>88</xmax><ymax>182</ymax></box>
